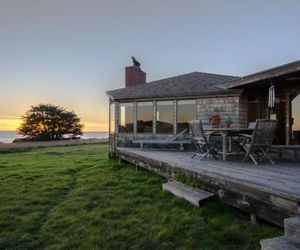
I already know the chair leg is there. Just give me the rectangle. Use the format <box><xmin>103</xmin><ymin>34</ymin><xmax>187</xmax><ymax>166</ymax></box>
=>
<box><xmin>200</xmin><ymin>151</ymin><xmax>209</xmax><ymax>161</ymax></box>
<box><xmin>191</xmin><ymin>152</ymin><xmax>197</xmax><ymax>159</ymax></box>
<box><xmin>243</xmin><ymin>147</ymin><xmax>259</xmax><ymax>165</ymax></box>
<box><xmin>243</xmin><ymin>146</ymin><xmax>250</xmax><ymax>162</ymax></box>
<box><xmin>249</xmin><ymin>153</ymin><xmax>258</xmax><ymax>165</ymax></box>
<box><xmin>260</xmin><ymin>148</ymin><xmax>275</xmax><ymax>165</ymax></box>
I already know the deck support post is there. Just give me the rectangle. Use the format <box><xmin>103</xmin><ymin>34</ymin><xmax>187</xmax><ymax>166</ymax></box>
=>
<box><xmin>250</xmin><ymin>213</ymin><xmax>258</xmax><ymax>226</ymax></box>
<box><xmin>285</xmin><ymin>93</ymin><xmax>291</xmax><ymax>145</ymax></box>
<box><xmin>170</xmin><ymin>172</ymin><xmax>176</xmax><ymax>181</ymax></box>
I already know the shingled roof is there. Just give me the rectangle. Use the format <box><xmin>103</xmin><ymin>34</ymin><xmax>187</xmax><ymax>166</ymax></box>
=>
<box><xmin>228</xmin><ymin>59</ymin><xmax>300</xmax><ymax>88</ymax></box>
<box><xmin>107</xmin><ymin>72</ymin><xmax>241</xmax><ymax>100</ymax></box>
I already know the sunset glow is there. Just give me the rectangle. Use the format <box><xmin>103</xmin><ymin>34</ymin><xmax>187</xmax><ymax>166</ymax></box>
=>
<box><xmin>0</xmin><ymin>1</ymin><xmax>300</xmax><ymax>135</ymax></box>
<box><xmin>0</xmin><ymin>117</ymin><xmax>108</xmax><ymax>132</ymax></box>
<box><xmin>0</xmin><ymin>117</ymin><xmax>21</xmax><ymax>132</ymax></box>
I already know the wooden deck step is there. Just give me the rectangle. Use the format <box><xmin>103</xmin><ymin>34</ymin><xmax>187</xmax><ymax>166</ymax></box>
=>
<box><xmin>260</xmin><ymin>236</ymin><xmax>300</xmax><ymax>250</ymax></box>
<box><xmin>285</xmin><ymin>217</ymin><xmax>300</xmax><ymax>242</ymax></box>
<box><xmin>162</xmin><ymin>181</ymin><xmax>214</xmax><ymax>207</ymax></box>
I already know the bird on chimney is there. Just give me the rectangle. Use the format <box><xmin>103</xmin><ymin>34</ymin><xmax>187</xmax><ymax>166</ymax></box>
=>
<box><xmin>131</xmin><ymin>56</ymin><xmax>141</xmax><ymax>68</ymax></box>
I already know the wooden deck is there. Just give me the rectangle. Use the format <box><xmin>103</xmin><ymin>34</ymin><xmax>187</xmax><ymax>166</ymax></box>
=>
<box><xmin>116</xmin><ymin>147</ymin><xmax>300</xmax><ymax>227</ymax></box>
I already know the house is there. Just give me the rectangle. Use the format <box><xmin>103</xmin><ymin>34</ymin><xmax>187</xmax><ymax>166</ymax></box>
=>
<box><xmin>106</xmin><ymin>59</ymin><xmax>300</xmax><ymax>229</ymax></box>
<box><xmin>106</xmin><ymin>58</ymin><xmax>300</xmax><ymax>156</ymax></box>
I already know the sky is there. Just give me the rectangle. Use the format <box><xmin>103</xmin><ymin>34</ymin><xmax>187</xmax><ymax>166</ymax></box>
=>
<box><xmin>0</xmin><ymin>0</ymin><xmax>300</xmax><ymax>132</ymax></box>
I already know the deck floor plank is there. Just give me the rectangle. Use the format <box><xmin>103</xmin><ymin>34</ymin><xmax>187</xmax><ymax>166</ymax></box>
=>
<box><xmin>117</xmin><ymin>148</ymin><xmax>300</xmax><ymax>201</ymax></box>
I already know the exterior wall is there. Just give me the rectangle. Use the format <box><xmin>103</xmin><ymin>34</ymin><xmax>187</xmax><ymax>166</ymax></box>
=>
<box><xmin>197</xmin><ymin>96</ymin><xmax>247</xmax><ymax>128</ymax></box>
<box><xmin>109</xmin><ymin>94</ymin><xmax>248</xmax><ymax>152</ymax></box>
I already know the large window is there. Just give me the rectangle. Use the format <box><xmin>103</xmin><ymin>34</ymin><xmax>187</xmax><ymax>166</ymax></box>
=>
<box><xmin>119</xmin><ymin>103</ymin><xmax>134</xmax><ymax>133</ymax></box>
<box><xmin>177</xmin><ymin>100</ymin><xmax>197</xmax><ymax>133</ymax></box>
<box><xmin>137</xmin><ymin>102</ymin><xmax>153</xmax><ymax>133</ymax></box>
<box><xmin>109</xmin><ymin>102</ymin><xmax>115</xmax><ymax>134</ymax></box>
<box><xmin>156</xmin><ymin>101</ymin><xmax>174</xmax><ymax>134</ymax></box>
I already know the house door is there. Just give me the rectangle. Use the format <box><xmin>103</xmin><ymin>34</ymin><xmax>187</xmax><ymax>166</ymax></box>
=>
<box><xmin>271</xmin><ymin>96</ymin><xmax>287</xmax><ymax>145</ymax></box>
<box><xmin>247</xmin><ymin>97</ymin><xmax>260</xmax><ymax>123</ymax></box>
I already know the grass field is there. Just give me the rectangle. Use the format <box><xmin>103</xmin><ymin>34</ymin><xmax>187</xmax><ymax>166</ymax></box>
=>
<box><xmin>0</xmin><ymin>144</ymin><xmax>281</xmax><ymax>249</ymax></box>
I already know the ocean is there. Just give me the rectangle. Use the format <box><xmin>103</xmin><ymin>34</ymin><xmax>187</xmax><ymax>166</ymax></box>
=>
<box><xmin>0</xmin><ymin>131</ymin><xmax>108</xmax><ymax>143</ymax></box>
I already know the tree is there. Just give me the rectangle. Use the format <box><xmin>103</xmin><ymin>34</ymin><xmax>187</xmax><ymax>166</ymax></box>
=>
<box><xmin>18</xmin><ymin>104</ymin><xmax>84</xmax><ymax>141</ymax></box>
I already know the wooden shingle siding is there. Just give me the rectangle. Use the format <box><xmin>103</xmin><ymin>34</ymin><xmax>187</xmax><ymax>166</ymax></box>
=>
<box><xmin>197</xmin><ymin>96</ymin><xmax>247</xmax><ymax>128</ymax></box>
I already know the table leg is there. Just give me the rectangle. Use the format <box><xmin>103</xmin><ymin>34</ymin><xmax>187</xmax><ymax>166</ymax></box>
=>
<box><xmin>222</xmin><ymin>133</ymin><xmax>227</xmax><ymax>161</ymax></box>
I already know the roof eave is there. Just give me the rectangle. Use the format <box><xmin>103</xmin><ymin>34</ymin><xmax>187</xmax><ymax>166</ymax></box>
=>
<box><xmin>106</xmin><ymin>91</ymin><xmax>115</xmax><ymax>101</ymax></box>
<box><xmin>108</xmin><ymin>89</ymin><xmax>243</xmax><ymax>102</ymax></box>
<box><xmin>229</xmin><ymin>60</ymin><xmax>300</xmax><ymax>88</ymax></box>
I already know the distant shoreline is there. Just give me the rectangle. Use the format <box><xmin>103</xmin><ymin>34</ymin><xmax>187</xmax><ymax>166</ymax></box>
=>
<box><xmin>0</xmin><ymin>131</ymin><xmax>109</xmax><ymax>144</ymax></box>
<box><xmin>0</xmin><ymin>138</ymin><xmax>108</xmax><ymax>152</ymax></box>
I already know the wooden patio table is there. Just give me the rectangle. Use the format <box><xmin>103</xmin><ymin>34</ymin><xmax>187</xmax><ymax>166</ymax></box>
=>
<box><xmin>203</xmin><ymin>128</ymin><xmax>254</xmax><ymax>161</ymax></box>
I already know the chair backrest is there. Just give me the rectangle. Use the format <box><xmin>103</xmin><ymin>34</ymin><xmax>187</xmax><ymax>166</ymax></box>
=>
<box><xmin>189</xmin><ymin>120</ymin><xmax>207</xmax><ymax>143</ymax></box>
<box><xmin>251</xmin><ymin>119</ymin><xmax>278</xmax><ymax>147</ymax></box>
<box><xmin>248</xmin><ymin>122</ymin><xmax>256</xmax><ymax>129</ymax></box>
<box><xmin>202</xmin><ymin>123</ymin><xmax>212</xmax><ymax>129</ymax></box>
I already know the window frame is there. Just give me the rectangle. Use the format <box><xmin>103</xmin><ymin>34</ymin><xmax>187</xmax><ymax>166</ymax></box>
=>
<box><xmin>177</xmin><ymin>99</ymin><xmax>197</xmax><ymax>134</ymax></box>
<box><xmin>156</xmin><ymin>100</ymin><xmax>175</xmax><ymax>134</ymax></box>
<box><xmin>136</xmin><ymin>101</ymin><xmax>154</xmax><ymax>134</ymax></box>
<box><xmin>118</xmin><ymin>102</ymin><xmax>135</xmax><ymax>134</ymax></box>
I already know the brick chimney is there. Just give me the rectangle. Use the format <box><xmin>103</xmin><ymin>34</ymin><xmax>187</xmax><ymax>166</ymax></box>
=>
<box><xmin>125</xmin><ymin>57</ymin><xmax>146</xmax><ymax>87</ymax></box>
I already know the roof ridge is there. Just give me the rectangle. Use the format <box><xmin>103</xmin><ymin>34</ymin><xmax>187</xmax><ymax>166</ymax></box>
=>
<box><xmin>146</xmin><ymin>71</ymin><xmax>239</xmax><ymax>85</ymax></box>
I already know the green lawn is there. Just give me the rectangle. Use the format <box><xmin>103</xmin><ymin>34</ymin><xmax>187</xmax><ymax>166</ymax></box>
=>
<box><xmin>0</xmin><ymin>144</ymin><xmax>281</xmax><ymax>249</ymax></box>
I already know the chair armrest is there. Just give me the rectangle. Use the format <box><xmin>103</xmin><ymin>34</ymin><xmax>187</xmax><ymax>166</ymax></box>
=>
<box><xmin>204</xmin><ymin>131</ymin><xmax>219</xmax><ymax>136</ymax></box>
<box><xmin>238</xmin><ymin>133</ymin><xmax>252</xmax><ymax>139</ymax></box>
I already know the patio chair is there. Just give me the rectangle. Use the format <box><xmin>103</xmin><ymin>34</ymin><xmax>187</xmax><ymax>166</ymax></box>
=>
<box><xmin>233</xmin><ymin>122</ymin><xmax>258</xmax><ymax>153</ymax></box>
<box><xmin>189</xmin><ymin>120</ymin><xmax>218</xmax><ymax>160</ymax></box>
<box><xmin>240</xmin><ymin>119</ymin><xmax>278</xmax><ymax>165</ymax></box>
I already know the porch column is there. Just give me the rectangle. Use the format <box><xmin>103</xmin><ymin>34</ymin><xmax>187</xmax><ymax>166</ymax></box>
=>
<box><xmin>115</xmin><ymin>102</ymin><xmax>119</xmax><ymax>135</ymax></box>
<box><xmin>285</xmin><ymin>94</ymin><xmax>291</xmax><ymax>145</ymax></box>
<box><xmin>108</xmin><ymin>99</ymin><xmax>111</xmax><ymax>135</ymax></box>
<box><xmin>174</xmin><ymin>100</ymin><xmax>178</xmax><ymax>135</ymax></box>
<box><xmin>153</xmin><ymin>100</ymin><xmax>156</xmax><ymax>136</ymax></box>
<box><xmin>133</xmin><ymin>101</ymin><xmax>137</xmax><ymax>135</ymax></box>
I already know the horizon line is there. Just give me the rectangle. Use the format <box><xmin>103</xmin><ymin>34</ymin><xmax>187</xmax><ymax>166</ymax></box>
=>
<box><xmin>0</xmin><ymin>130</ymin><xmax>109</xmax><ymax>133</ymax></box>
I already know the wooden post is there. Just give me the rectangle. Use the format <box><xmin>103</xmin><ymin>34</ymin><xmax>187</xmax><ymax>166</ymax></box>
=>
<box><xmin>285</xmin><ymin>94</ymin><xmax>291</xmax><ymax>145</ymax></box>
<box><xmin>153</xmin><ymin>100</ymin><xmax>157</xmax><ymax>136</ymax></box>
<box><xmin>174</xmin><ymin>100</ymin><xmax>178</xmax><ymax>135</ymax></box>
<box><xmin>134</xmin><ymin>101</ymin><xmax>137</xmax><ymax>135</ymax></box>
<box><xmin>108</xmin><ymin>99</ymin><xmax>111</xmax><ymax>135</ymax></box>
<box><xmin>115</xmin><ymin>102</ymin><xmax>119</xmax><ymax>135</ymax></box>
<box><xmin>250</xmin><ymin>213</ymin><xmax>258</xmax><ymax>226</ymax></box>
<box><xmin>108</xmin><ymin>99</ymin><xmax>111</xmax><ymax>157</ymax></box>
<box><xmin>108</xmin><ymin>100</ymin><xmax>117</xmax><ymax>158</ymax></box>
